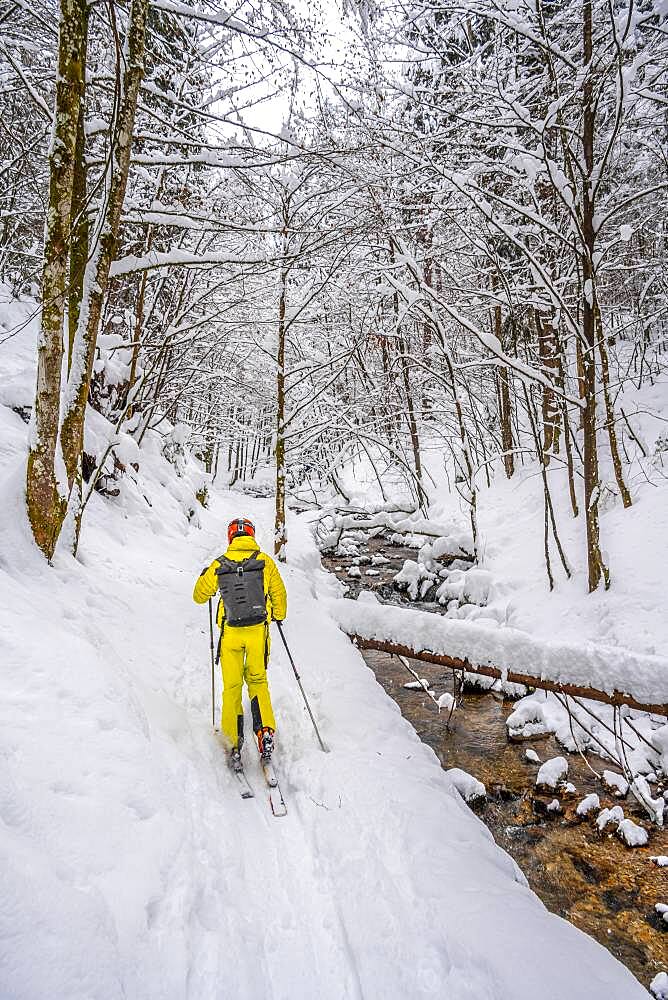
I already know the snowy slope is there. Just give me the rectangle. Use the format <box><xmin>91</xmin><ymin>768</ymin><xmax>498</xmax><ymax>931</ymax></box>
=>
<box><xmin>0</xmin><ymin>290</ymin><xmax>652</xmax><ymax>998</ymax></box>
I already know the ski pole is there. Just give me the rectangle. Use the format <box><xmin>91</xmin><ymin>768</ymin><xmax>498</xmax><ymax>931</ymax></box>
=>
<box><xmin>208</xmin><ymin>598</ymin><xmax>216</xmax><ymax>730</ymax></box>
<box><xmin>276</xmin><ymin>621</ymin><xmax>329</xmax><ymax>753</ymax></box>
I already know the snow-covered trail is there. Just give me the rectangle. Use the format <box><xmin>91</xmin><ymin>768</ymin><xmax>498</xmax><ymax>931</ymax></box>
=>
<box><xmin>0</xmin><ymin>463</ymin><xmax>652</xmax><ymax>999</ymax></box>
<box><xmin>102</xmin><ymin>495</ymin><xmax>432</xmax><ymax>999</ymax></box>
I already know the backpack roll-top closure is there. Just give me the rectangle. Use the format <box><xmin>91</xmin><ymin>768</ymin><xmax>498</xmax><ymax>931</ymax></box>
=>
<box><xmin>215</xmin><ymin>550</ymin><xmax>268</xmax><ymax>627</ymax></box>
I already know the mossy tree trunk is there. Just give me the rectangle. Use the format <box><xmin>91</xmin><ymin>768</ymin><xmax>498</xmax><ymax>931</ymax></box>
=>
<box><xmin>26</xmin><ymin>0</ymin><xmax>87</xmax><ymax>560</ymax></box>
<box><xmin>60</xmin><ymin>0</ymin><xmax>149</xmax><ymax>554</ymax></box>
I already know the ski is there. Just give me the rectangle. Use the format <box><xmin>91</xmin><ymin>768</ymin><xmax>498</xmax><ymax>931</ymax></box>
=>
<box><xmin>232</xmin><ymin>766</ymin><xmax>254</xmax><ymax>799</ymax></box>
<box><xmin>261</xmin><ymin>758</ymin><xmax>278</xmax><ymax>787</ymax></box>
<box><xmin>261</xmin><ymin>759</ymin><xmax>287</xmax><ymax>816</ymax></box>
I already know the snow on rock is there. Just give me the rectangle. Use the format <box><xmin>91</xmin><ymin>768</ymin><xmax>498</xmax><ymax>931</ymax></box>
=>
<box><xmin>651</xmin><ymin>972</ymin><xmax>668</xmax><ymax>999</ymax></box>
<box><xmin>577</xmin><ymin>793</ymin><xmax>601</xmax><ymax>817</ymax></box>
<box><xmin>547</xmin><ymin>799</ymin><xmax>562</xmax><ymax>813</ymax></box>
<box><xmin>445</xmin><ymin>767</ymin><xmax>486</xmax><ymax>803</ymax></box>
<box><xmin>393</xmin><ymin>558</ymin><xmax>435</xmax><ymax>600</ymax></box>
<box><xmin>332</xmin><ymin>598</ymin><xmax>668</xmax><ymax>707</ymax></box>
<box><xmin>525</xmin><ymin>748</ymin><xmax>541</xmax><ymax>763</ymax></box>
<box><xmin>347</xmin><ymin>565</ymin><xmax>361</xmax><ymax>578</ymax></box>
<box><xmin>596</xmin><ymin>805</ymin><xmax>625</xmax><ymax>831</ymax></box>
<box><xmin>507</xmin><ymin>693</ymin><xmax>553</xmax><ymax>738</ymax></box>
<box><xmin>435</xmin><ymin>566</ymin><xmax>493</xmax><ymax>606</ymax></box>
<box><xmin>403</xmin><ymin>679</ymin><xmax>430</xmax><ymax>691</ymax></box>
<box><xmin>656</xmin><ymin>903</ymin><xmax>668</xmax><ymax>925</ymax></box>
<box><xmin>651</xmin><ymin>856</ymin><xmax>668</xmax><ymax>867</ymax></box>
<box><xmin>356</xmin><ymin>589</ymin><xmax>379</xmax><ymax>604</ymax></box>
<box><xmin>370</xmin><ymin>554</ymin><xmax>389</xmax><ymax>566</ymax></box>
<box><xmin>437</xmin><ymin>691</ymin><xmax>455</xmax><ymax>714</ymax></box>
<box><xmin>617</xmin><ymin>818</ymin><xmax>649</xmax><ymax>847</ymax></box>
<box><xmin>603</xmin><ymin>769</ymin><xmax>629</xmax><ymax>797</ymax></box>
<box><xmin>536</xmin><ymin>756</ymin><xmax>568</xmax><ymax>789</ymax></box>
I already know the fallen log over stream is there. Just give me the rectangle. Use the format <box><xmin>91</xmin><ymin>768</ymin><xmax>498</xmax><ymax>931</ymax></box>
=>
<box><xmin>333</xmin><ymin>599</ymin><xmax>668</xmax><ymax>717</ymax></box>
<box><xmin>348</xmin><ymin>635</ymin><xmax>667</xmax><ymax>716</ymax></box>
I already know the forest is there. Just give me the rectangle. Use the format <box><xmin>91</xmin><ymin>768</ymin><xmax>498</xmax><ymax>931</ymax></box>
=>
<box><xmin>1</xmin><ymin>0</ymin><xmax>667</xmax><ymax>997</ymax></box>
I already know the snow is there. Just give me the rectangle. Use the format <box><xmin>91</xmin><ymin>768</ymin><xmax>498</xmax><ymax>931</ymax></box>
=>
<box><xmin>504</xmin><ymin>690</ymin><xmax>666</xmax><ymax>824</ymax></box>
<box><xmin>655</xmin><ymin>904</ymin><xmax>668</xmax><ymax>924</ymax></box>
<box><xmin>332</xmin><ymin>597</ymin><xmax>668</xmax><ymax>708</ymax></box>
<box><xmin>603</xmin><ymin>769</ymin><xmax>630</xmax><ymax>797</ymax></box>
<box><xmin>630</xmin><ymin>776</ymin><xmax>665</xmax><ymax>827</ymax></box>
<box><xmin>468</xmin><ymin>437</ymin><xmax>668</xmax><ymax>660</ymax></box>
<box><xmin>437</xmin><ymin>691</ymin><xmax>456</xmax><ymax>714</ymax></box>
<box><xmin>597</xmin><ymin>806</ymin><xmax>626</xmax><ymax>831</ymax></box>
<box><xmin>0</xmin><ymin>289</ymin><xmax>653</xmax><ymax>998</ymax></box>
<box><xmin>0</xmin><ymin>468</ymin><xmax>649</xmax><ymax>1000</ymax></box>
<box><xmin>651</xmin><ymin>725</ymin><xmax>668</xmax><ymax>774</ymax></box>
<box><xmin>536</xmin><ymin>756</ymin><xmax>568</xmax><ymax>789</ymax></box>
<box><xmin>651</xmin><ymin>972</ymin><xmax>668</xmax><ymax>998</ymax></box>
<box><xmin>617</xmin><ymin>818</ymin><xmax>649</xmax><ymax>847</ymax></box>
<box><xmin>445</xmin><ymin>768</ymin><xmax>486</xmax><ymax>803</ymax></box>
<box><xmin>650</xmin><ymin>856</ymin><xmax>668</xmax><ymax>867</ymax></box>
<box><xmin>547</xmin><ymin>799</ymin><xmax>562</xmax><ymax>813</ymax></box>
<box><xmin>577</xmin><ymin>793</ymin><xmax>601</xmax><ymax>816</ymax></box>
<box><xmin>525</xmin><ymin>748</ymin><xmax>541</xmax><ymax>763</ymax></box>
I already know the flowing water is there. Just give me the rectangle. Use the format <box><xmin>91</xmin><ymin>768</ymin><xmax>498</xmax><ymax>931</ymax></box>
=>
<box><xmin>323</xmin><ymin>536</ymin><xmax>668</xmax><ymax>989</ymax></box>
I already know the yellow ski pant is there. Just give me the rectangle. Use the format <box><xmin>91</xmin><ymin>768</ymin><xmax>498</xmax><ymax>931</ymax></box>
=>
<box><xmin>220</xmin><ymin>622</ymin><xmax>276</xmax><ymax>748</ymax></box>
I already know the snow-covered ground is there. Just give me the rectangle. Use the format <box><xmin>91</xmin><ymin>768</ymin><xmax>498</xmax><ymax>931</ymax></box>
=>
<box><xmin>0</xmin><ymin>288</ymin><xmax>655</xmax><ymax>996</ymax></box>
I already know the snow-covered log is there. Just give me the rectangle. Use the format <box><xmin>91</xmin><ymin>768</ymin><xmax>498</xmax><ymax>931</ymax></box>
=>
<box><xmin>333</xmin><ymin>598</ymin><xmax>668</xmax><ymax>715</ymax></box>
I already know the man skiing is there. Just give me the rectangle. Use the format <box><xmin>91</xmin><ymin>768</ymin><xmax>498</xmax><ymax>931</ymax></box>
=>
<box><xmin>193</xmin><ymin>517</ymin><xmax>287</xmax><ymax>772</ymax></box>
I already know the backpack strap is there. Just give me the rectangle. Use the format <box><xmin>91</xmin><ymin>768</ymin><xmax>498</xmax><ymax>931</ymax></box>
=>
<box><xmin>216</xmin><ymin>549</ymin><xmax>260</xmax><ymax>568</ymax></box>
<box><xmin>215</xmin><ymin>550</ymin><xmax>264</xmax><ymax>577</ymax></box>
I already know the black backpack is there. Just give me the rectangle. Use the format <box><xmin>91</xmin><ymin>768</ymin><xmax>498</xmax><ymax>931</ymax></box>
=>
<box><xmin>215</xmin><ymin>550</ymin><xmax>267</xmax><ymax>627</ymax></box>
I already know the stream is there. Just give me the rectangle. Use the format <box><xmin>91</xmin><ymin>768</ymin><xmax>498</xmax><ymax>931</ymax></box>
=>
<box><xmin>322</xmin><ymin>534</ymin><xmax>668</xmax><ymax>990</ymax></box>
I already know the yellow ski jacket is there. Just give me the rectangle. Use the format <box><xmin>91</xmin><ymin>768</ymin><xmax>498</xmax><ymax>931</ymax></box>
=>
<box><xmin>193</xmin><ymin>535</ymin><xmax>287</xmax><ymax>626</ymax></box>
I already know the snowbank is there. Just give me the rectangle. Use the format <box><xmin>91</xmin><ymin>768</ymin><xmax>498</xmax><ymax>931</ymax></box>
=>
<box><xmin>331</xmin><ymin>597</ymin><xmax>668</xmax><ymax>709</ymax></box>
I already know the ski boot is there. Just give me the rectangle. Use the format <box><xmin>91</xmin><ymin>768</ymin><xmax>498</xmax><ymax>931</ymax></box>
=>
<box><xmin>257</xmin><ymin>727</ymin><xmax>274</xmax><ymax>762</ymax></box>
<box><xmin>228</xmin><ymin>747</ymin><xmax>243</xmax><ymax>773</ymax></box>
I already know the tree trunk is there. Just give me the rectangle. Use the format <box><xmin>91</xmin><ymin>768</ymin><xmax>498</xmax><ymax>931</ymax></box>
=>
<box><xmin>535</xmin><ymin>309</ymin><xmax>561</xmax><ymax>460</ymax></box>
<box><xmin>581</xmin><ymin>0</ymin><xmax>609</xmax><ymax>592</ymax></box>
<box><xmin>597</xmin><ymin>317</ymin><xmax>632</xmax><ymax>508</ymax></box>
<box><xmin>67</xmin><ymin>13</ymin><xmax>89</xmax><ymax>374</ymax></box>
<box><xmin>26</xmin><ymin>0</ymin><xmax>87</xmax><ymax>559</ymax></box>
<box><xmin>494</xmin><ymin>307</ymin><xmax>514</xmax><ymax>478</ymax></box>
<box><xmin>60</xmin><ymin>0</ymin><xmax>149</xmax><ymax>553</ymax></box>
<box><xmin>398</xmin><ymin>334</ymin><xmax>427</xmax><ymax>513</ymax></box>
<box><xmin>274</xmin><ymin>227</ymin><xmax>288</xmax><ymax>562</ymax></box>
